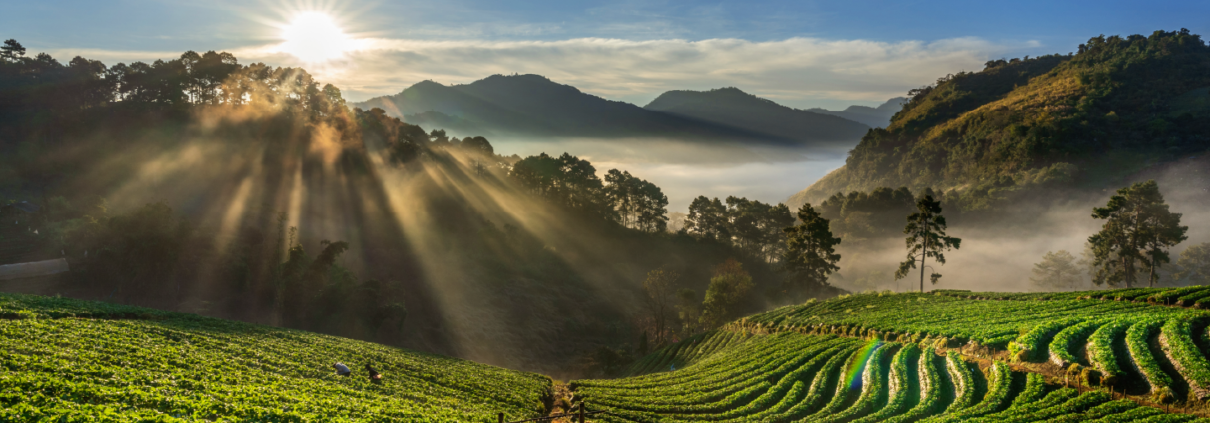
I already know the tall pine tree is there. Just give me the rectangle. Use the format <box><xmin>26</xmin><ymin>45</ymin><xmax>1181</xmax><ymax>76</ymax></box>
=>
<box><xmin>895</xmin><ymin>195</ymin><xmax>961</xmax><ymax>292</ymax></box>
<box><xmin>782</xmin><ymin>203</ymin><xmax>841</xmax><ymax>296</ymax></box>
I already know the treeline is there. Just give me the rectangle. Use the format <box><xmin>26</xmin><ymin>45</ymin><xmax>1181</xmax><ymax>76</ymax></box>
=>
<box><xmin>0</xmin><ymin>39</ymin><xmax>348</xmax><ymax>117</ymax></box>
<box><xmin>0</xmin><ymin>41</ymin><xmax>807</xmax><ymax>375</ymax></box>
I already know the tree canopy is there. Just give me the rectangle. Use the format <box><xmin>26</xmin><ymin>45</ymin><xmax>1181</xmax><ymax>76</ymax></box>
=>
<box><xmin>1089</xmin><ymin>180</ymin><xmax>1188</xmax><ymax>287</ymax></box>
<box><xmin>781</xmin><ymin>203</ymin><xmax>841</xmax><ymax>296</ymax></box>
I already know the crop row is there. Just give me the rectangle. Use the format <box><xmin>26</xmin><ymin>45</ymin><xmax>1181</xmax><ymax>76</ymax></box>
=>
<box><xmin>580</xmin><ymin>291</ymin><xmax>1210</xmax><ymax>422</ymax></box>
<box><xmin>0</xmin><ymin>294</ymin><xmax>550</xmax><ymax>422</ymax></box>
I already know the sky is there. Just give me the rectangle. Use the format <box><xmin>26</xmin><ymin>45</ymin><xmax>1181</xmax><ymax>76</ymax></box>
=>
<box><xmin>8</xmin><ymin>0</ymin><xmax>1209</xmax><ymax>110</ymax></box>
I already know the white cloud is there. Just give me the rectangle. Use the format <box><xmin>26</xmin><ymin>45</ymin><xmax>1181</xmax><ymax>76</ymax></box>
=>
<box><xmin>46</xmin><ymin>35</ymin><xmax>1031</xmax><ymax>109</ymax></box>
<box><xmin>267</xmin><ymin>35</ymin><xmax>1027</xmax><ymax>108</ymax></box>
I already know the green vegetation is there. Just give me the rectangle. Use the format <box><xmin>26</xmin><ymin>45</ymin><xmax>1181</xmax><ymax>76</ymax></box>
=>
<box><xmin>573</xmin><ymin>291</ymin><xmax>1210</xmax><ymax>422</ymax></box>
<box><xmin>791</xmin><ymin>29</ymin><xmax>1210</xmax><ymax>210</ymax></box>
<box><xmin>0</xmin><ymin>293</ymin><xmax>551</xmax><ymax>422</ymax></box>
<box><xmin>1089</xmin><ymin>180</ymin><xmax>1189</xmax><ymax>288</ymax></box>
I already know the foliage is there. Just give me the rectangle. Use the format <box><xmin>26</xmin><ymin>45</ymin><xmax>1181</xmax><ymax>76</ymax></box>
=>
<box><xmin>782</xmin><ymin>203</ymin><xmax>842</xmax><ymax>296</ymax></box>
<box><xmin>817</xmin><ymin>187</ymin><xmax>917</xmax><ymax>241</ymax></box>
<box><xmin>604</xmin><ymin>169</ymin><xmax>669</xmax><ymax>233</ymax></box>
<box><xmin>794</xmin><ymin>29</ymin><xmax>1210</xmax><ymax>209</ymax></box>
<box><xmin>1031</xmin><ymin>250</ymin><xmax>1084</xmax><ymax>291</ymax></box>
<box><xmin>895</xmin><ymin>195</ymin><xmax>961</xmax><ymax>291</ymax></box>
<box><xmin>1173</xmin><ymin>242</ymin><xmax>1210</xmax><ymax>285</ymax></box>
<box><xmin>1089</xmin><ymin>180</ymin><xmax>1189</xmax><ymax>288</ymax></box>
<box><xmin>0</xmin><ymin>293</ymin><xmax>551</xmax><ymax>422</ymax></box>
<box><xmin>684</xmin><ymin>195</ymin><xmax>795</xmax><ymax>263</ymax></box>
<box><xmin>699</xmin><ymin>259</ymin><xmax>754</xmax><ymax>329</ymax></box>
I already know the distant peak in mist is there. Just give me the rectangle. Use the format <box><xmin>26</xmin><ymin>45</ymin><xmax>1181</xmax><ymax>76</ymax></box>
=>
<box><xmin>351</xmin><ymin>74</ymin><xmax>872</xmax><ymax>146</ymax></box>
<box><xmin>806</xmin><ymin>97</ymin><xmax>907</xmax><ymax>128</ymax></box>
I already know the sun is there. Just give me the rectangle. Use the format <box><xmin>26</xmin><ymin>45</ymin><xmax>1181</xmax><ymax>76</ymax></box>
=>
<box><xmin>280</xmin><ymin>12</ymin><xmax>351</xmax><ymax>63</ymax></box>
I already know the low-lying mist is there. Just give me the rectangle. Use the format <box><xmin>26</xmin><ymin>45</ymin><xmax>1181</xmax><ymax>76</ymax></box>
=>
<box><xmin>827</xmin><ymin>156</ymin><xmax>1210</xmax><ymax>294</ymax></box>
<box><xmin>489</xmin><ymin>136</ymin><xmax>851</xmax><ymax>211</ymax></box>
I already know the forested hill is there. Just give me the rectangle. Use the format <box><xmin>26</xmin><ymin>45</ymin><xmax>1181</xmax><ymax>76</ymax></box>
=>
<box><xmin>642</xmin><ymin>87</ymin><xmax>871</xmax><ymax>146</ymax></box>
<box><xmin>354</xmin><ymin>74</ymin><xmax>778</xmax><ymax>142</ymax></box>
<box><xmin>790</xmin><ymin>29</ymin><xmax>1210</xmax><ymax>209</ymax></box>
<box><xmin>354</xmin><ymin>75</ymin><xmax>872</xmax><ymax>146</ymax></box>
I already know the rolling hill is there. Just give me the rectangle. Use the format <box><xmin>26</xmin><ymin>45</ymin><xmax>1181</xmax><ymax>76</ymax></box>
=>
<box><xmin>354</xmin><ymin>75</ymin><xmax>871</xmax><ymax>147</ymax></box>
<box><xmin>790</xmin><ymin>29</ymin><xmax>1210</xmax><ymax>208</ymax></box>
<box><xmin>572</xmin><ymin>289</ymin><xmax>1210</xmax><ymax>422</ymax></box>
<box><xmin>0</xmin><ymin>293</ymin><xmax>551</xmax><ymax>422</ymax></box>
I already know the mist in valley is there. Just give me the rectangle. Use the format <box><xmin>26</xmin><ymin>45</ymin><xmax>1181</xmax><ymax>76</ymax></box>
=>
<box><xmin>822</xmin><ymin>157</ymin><xmax>1210</xmax><ymax>294</ymax></box>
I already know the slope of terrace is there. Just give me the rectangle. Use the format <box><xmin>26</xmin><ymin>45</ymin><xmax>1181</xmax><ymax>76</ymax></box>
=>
<box><xmin>0</xmin><ymin>293</ymin><xmax>552</xmax><ymax>422</ymax></box>
<box><xmin>572</xmin><ymin>290</ymin><xmax>1210</xmax><ymax>422</ymax></box>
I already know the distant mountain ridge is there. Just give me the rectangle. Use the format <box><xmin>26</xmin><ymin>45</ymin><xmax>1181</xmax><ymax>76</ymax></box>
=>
<box><xmin>354</xmin><ymin>75</ymin><xmax>872</xmax><ymax>147</ymax></box>
<box><xmin>355</xmin><ymin>75</ymin><xmax>783</xmax><ymax>142</ymax></box>
<box><xmin>807</xmin><ymin>97</ymin><xmax>907</xmax><ymax>128</ymax></box>
<box><xmin>642</xmin><ymin>88</ymin><xmax>872</xmax><ymax>146</ymax></box>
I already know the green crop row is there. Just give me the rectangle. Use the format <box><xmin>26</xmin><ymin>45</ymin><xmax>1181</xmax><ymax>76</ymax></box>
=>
<box><xmin>928</xmin><ymin>361</ymin><xmax>1014</xmax><ymax>422</ymax></box>
<box><xmin>1126</xmin><ymin>319</ymin><xmax>1178</xmax><ymax>403</ymax></box>
<box><xmin>0</xmin><ymin>295</ymin><xmax>551</xmax><ymax>423</ymax></box>
<box><xmin>1049</xmin><ymin>319</ymin><xmax>1104</xmax><ymax>367</ymax></box>
<box><xmin>1161</xmin><ymin>317</ymin><xmax>1210</xmax><ymax>400</ymax></box>
<box><xmin>1087</xmin><ymin>319</ymin><xmax>1132</xmax><ymax>385</ymax></box>
<box><xmin>813</xmin><ymin>343</ymin><xmax>896</xmax><ymax>423</ymax></box>
<box><xmin>852</xmin><ymin>344</ymin><xmax>920</xmax><ymax>423</ymax></box>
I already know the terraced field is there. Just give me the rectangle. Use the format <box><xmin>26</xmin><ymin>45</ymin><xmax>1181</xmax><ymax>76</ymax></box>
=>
<box><xmin>0</xmin><ymin>293</ymin><xmax>551</xmax><ymax>422</ymax></box>
<box><xmin>573</xmin><ymin>290</ymin><xmax>1210</xmax><ymax>422</ymax></box>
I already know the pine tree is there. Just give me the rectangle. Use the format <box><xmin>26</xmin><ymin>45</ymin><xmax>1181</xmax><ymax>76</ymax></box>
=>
<box><xmin>895</xmin><ymin>195</ymin><xmax>961</xmax><ymax>292</ymax></box>
<box><xmin>782</xmin><ymin>203</ymin><xmax>841</xmax><ymax>294</ymax></box>
<box><xmin>1089</xmin><ymin>180</ymin><xmax>1187</xmax><ymax>288</ymax></box>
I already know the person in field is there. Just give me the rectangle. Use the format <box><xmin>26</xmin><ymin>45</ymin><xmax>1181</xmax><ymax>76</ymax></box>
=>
<box><xmin>333</xmin><ymin>362</ymin><xmax>351</xmax><ymax>376</ymax></box>
<box><xmin>365</xmin><ymin>363</ymin><xmax>382</xmax><ymax>383</ymax></box>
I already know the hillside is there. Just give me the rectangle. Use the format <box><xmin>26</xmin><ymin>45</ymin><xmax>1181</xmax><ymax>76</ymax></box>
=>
<box><xmin>807</xmin><ymin>97</ymin><xmax>907</xmax><ymax>128</ymax></box>
<box><xmin>354</xmin><ymin>75</ymin><xmax>783</xmax><ymax>142</ymax></box>
<box><xmin>0</xmin><ymin>293</ymin><xmax>551</xmax><ymax>422</ymax></box>
<box><xmin>642</xmin><ymin>87</ymin><xmax>872</xmax><ymax>146</ymax></box>
<box><xmin>790</xmin><ymin>30</ymin><xmax>1210</xmax><ymax>208</ymax></box>
<box><xmin>572</xmin><ymin>289</ymin><xmax>1210</xmax><ymax>422</ymax></box>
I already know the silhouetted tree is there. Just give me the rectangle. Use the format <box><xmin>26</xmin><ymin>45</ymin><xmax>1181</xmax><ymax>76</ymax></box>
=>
<box><xmin>642</xmin><ymin>267</ymin><xmax>678</xmax><ymax>346</ymax></box>
<box><xmin>782</xmin><ymin>203</ymin><xmax>841</xmax><ymax>295</ymax></box>
<box><xmin>895</xmin><ymin>195</ymin><xmax>961</xmax><ymax>292</ymax></box>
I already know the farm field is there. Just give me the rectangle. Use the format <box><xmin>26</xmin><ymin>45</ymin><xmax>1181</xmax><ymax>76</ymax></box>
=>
<box><xmin>573</xmin><ymin>290</ymin><xmax>1210</xmax><ymax>422</ymax></box>
<box><xmin>0</xmin><ymin>293</ymin><xmax>551</xmax><ymax>422</ymax></box>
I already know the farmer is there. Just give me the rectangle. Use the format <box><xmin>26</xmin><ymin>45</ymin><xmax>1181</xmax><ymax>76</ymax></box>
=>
<box><xmin>333</xmin><ymin>362</ymin><xmax>351</xmax><ymax>377</ymax></box>
<box><xmin>365</xmin><ymin>363</ymin><xmax>383</xmax><ymax>384</ymax></box>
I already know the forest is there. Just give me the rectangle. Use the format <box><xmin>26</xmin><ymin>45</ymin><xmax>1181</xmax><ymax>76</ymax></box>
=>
<box><xmin>0</xmin><ymin>39</ymin><xmax>851</xmax><ymax>377</ymax></box>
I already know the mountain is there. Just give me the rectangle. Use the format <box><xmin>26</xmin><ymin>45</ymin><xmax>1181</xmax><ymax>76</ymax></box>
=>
<box><xmin>642</xmin><ymin>87</ymin><xmax>872</xmax><ymax>146</ymax></box>
<box><xmin>355</xmin><ymin>75</ymin><xmax>787</xmax><ymax>143</ymax></box>
<box><xmin>789</xmin><ymin>30</ymin><xmax>1210</xmax><ymax>209</ymax></box>
<box><xmin>807</xmin><ymin>97</ymin><xmax>907</xmax><ymax>128</ymax></box>
<box><xmin>355</xmin><ymin>75</ymin><xmax>873</xmax><ymax>147</ymax></box>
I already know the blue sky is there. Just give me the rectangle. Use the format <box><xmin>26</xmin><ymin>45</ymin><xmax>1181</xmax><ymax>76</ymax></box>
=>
<box><xmin>6</xmin><ymin>1</ymin><xmax>1209</xmax><ymax>108</ymax></box>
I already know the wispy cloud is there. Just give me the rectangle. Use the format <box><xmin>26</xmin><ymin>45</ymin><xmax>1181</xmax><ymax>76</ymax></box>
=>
<box><xmin>278</xmin><ymin>36</ymin><xmax>1027</xmax><ymax>108</ymax></box>
<box><xmin>46</xmin><ymin>35</ymin><xmax>1032</xmax><ymax>109</ymax></box>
